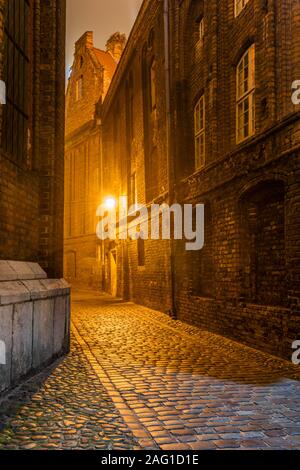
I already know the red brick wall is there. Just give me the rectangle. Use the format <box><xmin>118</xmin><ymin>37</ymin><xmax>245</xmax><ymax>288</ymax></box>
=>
<box><xmin>100</xmin><ymin>0</ymin><xmax>300</xmax><ymax>359</ymax></box>
<box><xmin>102</xmin><ymin>0</ymin><xmax>173</xmax><ymax>313</ymax></box>
<box><xmin>171</xmin><ymin>0</ymin><xmax>300</xmax><ymax>359</ymax></box>
<box><xmin>0</xmin><ymin>0</ymin><xmax>66</xmax><ymax>278</ymax></box>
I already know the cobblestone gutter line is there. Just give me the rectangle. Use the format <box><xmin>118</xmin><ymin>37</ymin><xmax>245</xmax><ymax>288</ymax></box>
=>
<box><xmin>72</xmin><ymin>321</ymin><xmax>158</xmax><ymax>449</ymax></box>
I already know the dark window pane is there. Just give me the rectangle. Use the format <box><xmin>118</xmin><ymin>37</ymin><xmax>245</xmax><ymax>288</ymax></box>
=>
<box><xmin>2</xmin><ymin>0</ymin><xmax>31</xmax><ymax>163</ymax></box>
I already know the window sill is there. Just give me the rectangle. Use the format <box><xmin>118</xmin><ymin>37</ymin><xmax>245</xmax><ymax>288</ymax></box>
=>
<box><xmin>236</xmin><ymin>133</ymin><xmax>256</xmax><ymax>146</ymax></box>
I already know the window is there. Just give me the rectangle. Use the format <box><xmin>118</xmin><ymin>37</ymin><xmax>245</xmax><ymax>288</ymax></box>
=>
<box><xmin>126</xmin><ymin>74</ymin><xmax>134</xmax><ymax>144</ymax></box>
<box><xmin>137</xmin><ymin>238</ymin><xmax>145</xmax><ymax>267</ymax></box>
<box><xmin>194</xmin><ymin>96</ymin><xmax>205</xmax><ymax>169</ymax></box>
<box><xmin>142</xmin><ymin>45</ymin><xmax>159</xmax><ymax>202</ymax></box>
<box><xmin>236</xmin><ymin>45</ymin><xmax>255</xmax><ymax>143</ymax></box>
<box><xmin>235</xmin><ymin>0</ymin><xmax>250</xmax><ymax>17</ymax></box>
<box><xmin>2</xmin><ymin>0</ymin><xmax>31</xmax><ymax>163</ymax></box>
<box><xmin>129</xmin><ymin>172</ymin><xmax>137</xmax><ymax>210</ymax></box>
<box><xmin>150</xmin><ymin>60</ymin><xmax>157</xmax><ymax>111</ymax></box>
<box><xmin>198</xmin><ymin>18</ymin><xmax>204</xmax><ymax>42</ymax></box>
<box><xmin>75</xmin><ymin>76</ymin><xmax>83</xmax><ymax>101</ymax></box>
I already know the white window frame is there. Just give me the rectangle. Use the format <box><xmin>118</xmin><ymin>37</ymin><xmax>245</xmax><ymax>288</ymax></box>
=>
<box><xmin>194</xmin><ymin>95</ymin><xmax>205</xmax><ymax>170</ymax></box>
<box><xmin>235</xmin><ymin>0</ymin><xmax>250</xmax><ymax>17</ymax></box>
<box><xmin>236</xmin><ymin>45</ymin><xmax>255</xmax><ymax>143</ymax></box>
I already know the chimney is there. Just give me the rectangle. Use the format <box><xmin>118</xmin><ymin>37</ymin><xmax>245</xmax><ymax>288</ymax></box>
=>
<box><xmin>106</xmin><ymin>32</ymin><xmax>126</xmax><ymax>63</ymax></box>
<box><xmin>75</xmin><ymin>31</ymin><xmax>94</xmax><ymax>53</ymax></box>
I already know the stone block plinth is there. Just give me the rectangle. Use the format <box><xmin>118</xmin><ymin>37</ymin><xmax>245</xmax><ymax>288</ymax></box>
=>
<box><xmin>0</xmin><ymin>261</ymin><xmax>70</xmax><ymax>395</ymax></box>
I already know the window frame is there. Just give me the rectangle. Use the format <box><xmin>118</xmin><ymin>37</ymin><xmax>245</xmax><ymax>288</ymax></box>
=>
<box><xmin>194</xmin><ymin>95</ymin><xmax>205</xmax><ymax>170</ymax></box>
<box><xmin>2</xmin><ymin>0</ymin><xmax>32</xmax><ymax>165</ymax></box>
<box><xmin>236</xmin><ymin>45</ymin><xmax>255</xmax><ymax>144</ymax></box>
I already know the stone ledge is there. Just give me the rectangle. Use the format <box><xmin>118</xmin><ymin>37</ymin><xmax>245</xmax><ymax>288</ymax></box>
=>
<box><xmin>0</xmin><ymin>261</ymin><xmax>47</xmax><ymax>282</ymax></box>
<box><xmin>0</xmin><ymin>279</ymin><xmax>70</xmax><ymax>305</ymax></box>
<box><xmin>21</xmin><ymin>279</ymin><xmax>70</xmax><ymax>301</ymax></box>
<box><xmin>40</xmin><ymin>279</ymin><xmax>70</xmax><ymax>297</ymax></box>
<box><xmin>0</xmin><ymin>281</ymin><xmax>31</xmax><ymax>305</ymax></box>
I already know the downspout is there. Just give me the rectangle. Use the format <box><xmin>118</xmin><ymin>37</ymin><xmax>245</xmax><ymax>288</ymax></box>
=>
<box><xmin>163</xmin><ymin>0</ymin><xmax>177</xmax><ymax>318</ymax></box>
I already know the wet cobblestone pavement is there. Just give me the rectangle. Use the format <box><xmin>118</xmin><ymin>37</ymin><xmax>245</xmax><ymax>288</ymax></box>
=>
<box><xmin>1</xmin><ymin>290</ymin><xmax>300</xmax><ymax>450</ymax></box>
<box><xmin>0</xmin><ymin>333</ymin><xmax>139</xmax><ymax>450</ymax></box>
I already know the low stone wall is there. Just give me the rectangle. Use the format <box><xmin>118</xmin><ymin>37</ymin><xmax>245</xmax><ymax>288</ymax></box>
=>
<box><xmin>0</xmin><ymin>261</ymin><xmax>70</xmax><ymax>394</ymax></box>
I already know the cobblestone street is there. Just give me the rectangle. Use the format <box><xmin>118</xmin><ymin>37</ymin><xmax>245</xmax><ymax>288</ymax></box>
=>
<box><xmin>0</xmin><ymin>290</ymin><xmax>300</xmax><ymax>450</ymax></box>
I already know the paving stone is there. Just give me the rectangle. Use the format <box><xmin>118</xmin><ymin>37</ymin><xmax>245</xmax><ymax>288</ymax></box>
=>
<box><xmin>0</xmin><ymin>333</ymin><xmax>139</xmax><ymax>450</ymax></box>
<box><xmin>0</xmin><ymin>290</ymin><xmax>300</xmax><ymax>450</ymax></box>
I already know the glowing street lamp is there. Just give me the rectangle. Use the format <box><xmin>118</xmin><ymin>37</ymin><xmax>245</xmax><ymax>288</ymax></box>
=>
<box><xmin>104</xmin><ymin>197</ymin><xmax>117</xmax><ymax>211</ymax></box>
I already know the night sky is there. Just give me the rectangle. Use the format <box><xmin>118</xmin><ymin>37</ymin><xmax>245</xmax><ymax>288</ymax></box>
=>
<box><xmin>66</xmin><ymin>0</ymin><xmax>143</xmax><ymax>74</ymax></box>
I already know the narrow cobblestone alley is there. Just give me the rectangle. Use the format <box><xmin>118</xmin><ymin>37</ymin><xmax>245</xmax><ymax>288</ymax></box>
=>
<box><xmin>0</xmin><ymin>290</ymin><xmax>300</xmax><ymax>450</ymax></box>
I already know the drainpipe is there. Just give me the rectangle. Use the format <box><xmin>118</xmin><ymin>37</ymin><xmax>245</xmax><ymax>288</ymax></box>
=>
<box><xmin>163</xmin><ymin>0</ymin><xmax>177</xmax><ymax>318</ymax></box>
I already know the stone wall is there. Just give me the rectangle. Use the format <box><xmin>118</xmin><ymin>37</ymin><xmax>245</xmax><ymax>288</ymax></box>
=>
<box><xmin>0</xmin><ymin>262</ymin><xmax>70</xmax><ymax>395</ymax></box>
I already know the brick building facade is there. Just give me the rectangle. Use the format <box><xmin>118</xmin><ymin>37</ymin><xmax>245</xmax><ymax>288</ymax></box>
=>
<box><xmin>64</xmin><ymin>31</ymin><xmax>125</xmax><ymax>287</ymax></box>
<box><xmin>0</xmin><ymin>0</ymin><xmax>66</xmax><ymax>278</ymax></box>
<box><xmin>0</xmin><ymin>0</ymin><xmax>70</xmax><ymax>393</ymax></box>
<box><xmin>100</xmin><ymin>0</ymin><xmax>300</xmax><ymax>360</ymax></box>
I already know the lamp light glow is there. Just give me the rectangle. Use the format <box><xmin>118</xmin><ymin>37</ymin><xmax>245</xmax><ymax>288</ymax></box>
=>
<box><xmin>104</xmin><ymin>197</ymin><xmax>117</xmax><ymax>210</ymax></box>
